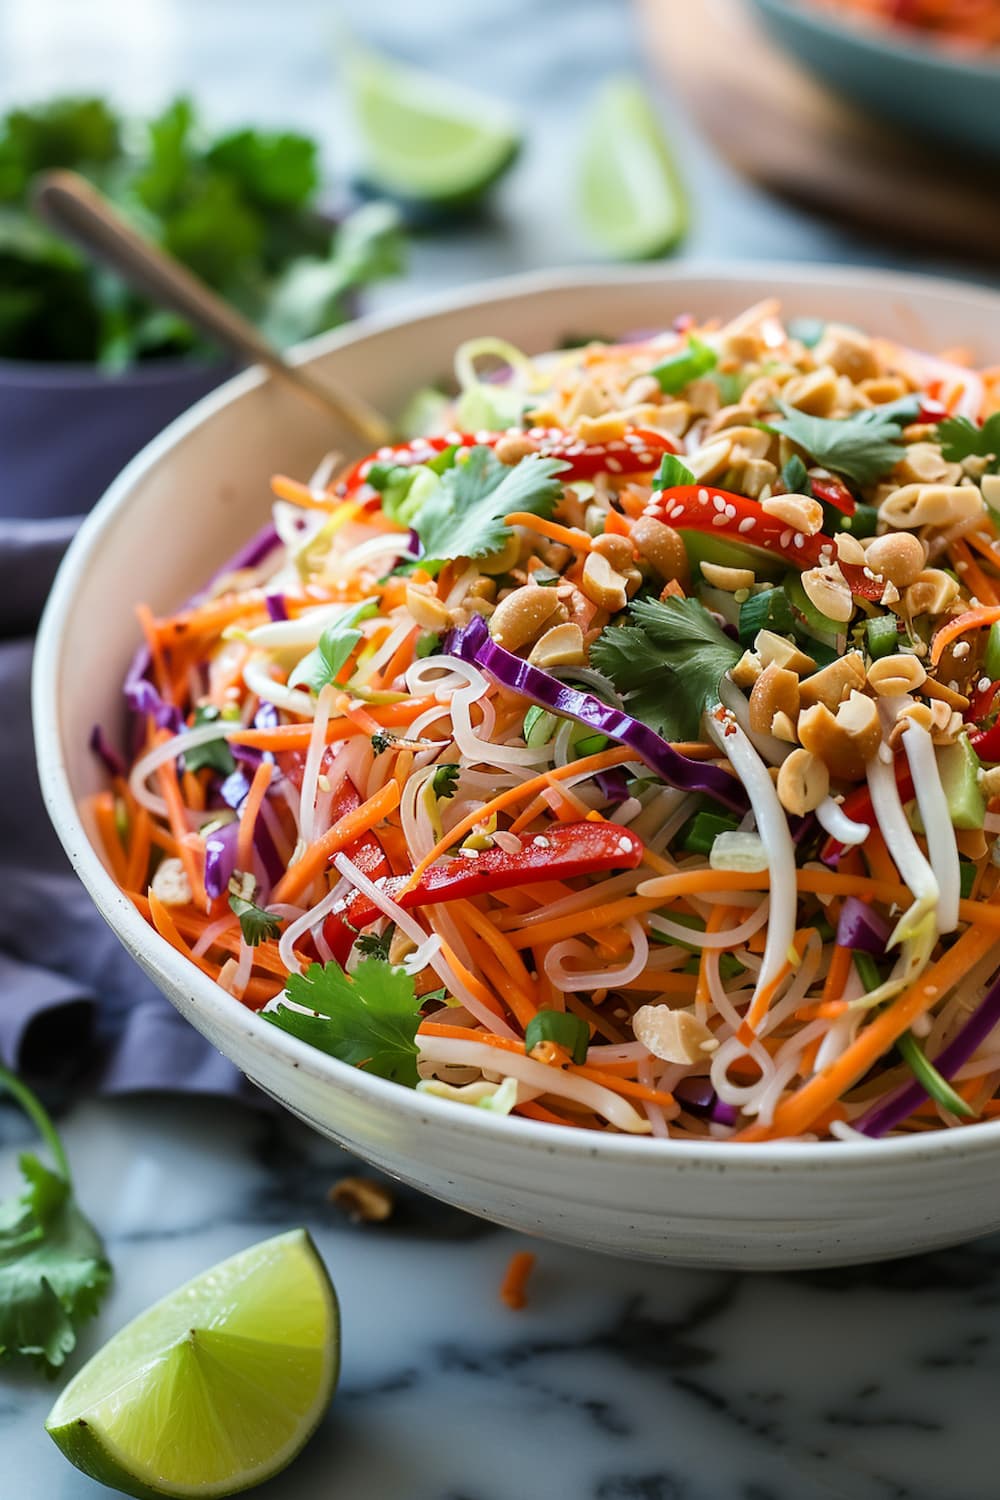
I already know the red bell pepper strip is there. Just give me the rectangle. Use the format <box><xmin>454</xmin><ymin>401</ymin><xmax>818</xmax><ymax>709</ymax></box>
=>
<box><xmin>822</xmin><ymin>758</ymin><xmax>915</xmax><ymax>863</ymax></box>
<box><xmin>809</xmin><ymin>474</ymin><xmax>856</xmax><ymax>516</ymax></box>
<box><xmin>297</xmin><ymin>778</ymin><xmax>391</xmax><ymax>963</ymax></box>
<box><xmin>968</xmin><ymin>679</ymin><xmax>1000</xmax><ymax>727</ymax></box>
<box><xmin>326</xmin><ymin>819</ymin><xmax>645</xmax><ymax>938</ymax></box>
<box><xmin>647</xmin><ymin>485</ymin><xmax>889</xmax><ymax>600</ymax></box>
<box><xmin>971</xmin><ymin>716</ymin><xmax>1000</xmax><ymax>763</ymax></box>
<box><xmin>334</xmin><ymin>426</ymin><xmax>681</xmax><ymax>499</ymax></box>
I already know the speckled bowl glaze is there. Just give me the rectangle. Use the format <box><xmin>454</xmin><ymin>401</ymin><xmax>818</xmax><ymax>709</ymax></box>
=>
<box><xmin>33</xmin><ymin>265</ymin><xmax>1000</xmax><ymax>1269</ymax></box>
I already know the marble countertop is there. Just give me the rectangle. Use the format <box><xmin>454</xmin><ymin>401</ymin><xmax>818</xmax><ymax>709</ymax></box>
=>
<box><xmin>3</xmin><ymin>0</ymin><xmax>1000</xmax><ymax>1495</ymax></box>
<box><xmin>5</xmin><ymin>1095</ymin><xmax>1000</xmax><ymax>1500</ymax></box>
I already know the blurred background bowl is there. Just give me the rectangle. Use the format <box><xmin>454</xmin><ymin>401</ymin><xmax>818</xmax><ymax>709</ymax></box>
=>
<box><xmin>752</xmin><ymin>0</ymin><xmax>1000</xmax><ymax>159</ymax></box>
<box><xmin>0</xmin><ymin>356</ymin><xmax>231</xmax><ymax>520</ymax></box>
<box><xmin>33</xmin><ymin>262</ymin><xmax>1000</xmax><ymax>1271</ymax></box>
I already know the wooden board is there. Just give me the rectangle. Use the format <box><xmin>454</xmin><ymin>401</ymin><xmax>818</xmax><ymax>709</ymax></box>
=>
<box><xmin>637</xmin><ymin>0</ymin><xmax>1000</xmax><ymax>255</ymax></box>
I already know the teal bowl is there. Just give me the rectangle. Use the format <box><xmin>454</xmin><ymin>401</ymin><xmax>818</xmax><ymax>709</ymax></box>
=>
<box><xmin>752</xmin><ymin>0</ymin><xmax>1000</xmax><ymax>159</ymax></box>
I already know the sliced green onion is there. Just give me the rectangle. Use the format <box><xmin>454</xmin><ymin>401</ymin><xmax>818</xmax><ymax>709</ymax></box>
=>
<box><xmin>415</xmin><ymin>631</ymin><xmax>441</xmax><ymax>658</ymax></box>
<box><xmin>523</xmin><ymin>705</ymin><xmax>558</xmax><ymax>746</ymax></box>
<box><xmin>681</xmin><ymin>809</ymin><xmax>740</xmax><ymax>855</ymax></box>
<box><xmin>650</xmin><ymin>335</ymin><xmax>717</xmax><ymax>395</ymax></box>
<box><xmin>853</xmin><ymin>950</ymin><xmax>882</xmax><ymax>993</ymax></box>
<box><xmin>984</xmin><ymin>622</ymin><xmax>1000</xmax><ymax>683</ymax></box>
<box><xmin>866</xmin><ymin>614</ymin><xmax>901</xmax><ymax>660</ymax></box>
<box><xmin>787</xmin><ymin>316</ymin><xmax>825</xmax><ymax>349</ymax></box>
<box><xmin>654</xmin><ymin>453</ymin><xmax>695</xmax><ymax>489</ymax></box>
<box><xmin>897</xmin><ymin>1031</ymin><xmax>976</xmax><ymax>1119</ymax></box>
<box><xmin>959</xmin><ymin>860</ymin><xmax>977</xmax><ymax>900</ymax></box>
<box><xmin>738</xmin><ymin>587</ymin><xmax>794</xmax><ymax>645</ymax></box>
<box><xmin>573</xmin><ymin>731</ymin><xmax>609</xmax><ymax>757</ymax></box>
<box><xmin>709</xmin><ymin>829</ymin><xmax>768</xmax><ymax>873</ymax></box>
<box><xmin>838</xmin><ymin>502</ymin><xmax>879</xmax><ymax>538</ymax></box>
<box><xmin>524</xmin><ymin>1009</ymin><xmax>590</xmax><ymax>1064</ymax></box>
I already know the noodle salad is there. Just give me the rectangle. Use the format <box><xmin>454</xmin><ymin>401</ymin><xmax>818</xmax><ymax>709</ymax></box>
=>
<box><xmin>90</xmin><ymin>300</ymin><xmax>1000</xmax><ymax>1142</ymax></box>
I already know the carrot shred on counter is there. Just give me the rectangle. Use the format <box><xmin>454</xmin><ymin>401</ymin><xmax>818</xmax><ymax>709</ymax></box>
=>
<box><xmin>499</xmin><ymin>1250</ymin><xmax>537</xmax><ymax>1310</ymax></box>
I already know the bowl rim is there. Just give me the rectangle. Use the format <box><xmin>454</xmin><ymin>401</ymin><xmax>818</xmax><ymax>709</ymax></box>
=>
<box><xmin>33</xmin><ymin>258</ymin><xmax>1000</xmax><ymax>1172</ymax></box>
<box><xmin>754</xmin><ymin>0</ymin><xmax>1000</xmax><ymax>85</ymax></box>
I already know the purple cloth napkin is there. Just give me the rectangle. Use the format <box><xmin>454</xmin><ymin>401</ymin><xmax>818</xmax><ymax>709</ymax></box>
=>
<box><xmin>0</xmin><ymin>515</ymin><xmax>249</xmax><ymax>1098</ymax></box>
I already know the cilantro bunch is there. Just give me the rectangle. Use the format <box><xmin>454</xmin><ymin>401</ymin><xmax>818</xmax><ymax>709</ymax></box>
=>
<box><xmin>0</xmin><ymin>1064</ymin><xmax>111</xmax><ymax>1374</ymax></box>
<box><xmin>0</xmin><ymin>95</ymin><xmax>404</xmax><ymax>367</ymax></box>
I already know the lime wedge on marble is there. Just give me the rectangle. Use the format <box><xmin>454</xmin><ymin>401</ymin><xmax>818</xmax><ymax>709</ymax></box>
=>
<box><xmin>46</xmin><ymin>1229</ymin><xmax>338</xmax><ymax>1499</ymax></box>
<box><xmin>578</xmin><ymin>77</ymin><xmax>688</xmax><ymax>260</ymax></box>
<box><xmin>345</xmin><ymin>47</ymin><xmax>521</xmax><ymax>205</ymax></box>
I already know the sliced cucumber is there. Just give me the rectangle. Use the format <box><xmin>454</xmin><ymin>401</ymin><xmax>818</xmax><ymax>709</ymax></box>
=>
<box><xmin>680</xmin><ymin>531</ymin><xmax>784</xmax><ymax>582</ymax></box>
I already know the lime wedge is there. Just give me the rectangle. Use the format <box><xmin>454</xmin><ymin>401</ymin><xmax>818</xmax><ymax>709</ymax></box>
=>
<box><xmin>46</xmin><ymin>1230</ymin><xmax>338</xmax><ymax>1499</ymax></box>
<box><xmin>578</xmin><ymin>77</ymin><xmax>688</xmax><ymax>260</ymax></box>
<box><xmin>345</xmin><ymin>47</ymin><xmax>521</xmax><ymax>205</ymax></box>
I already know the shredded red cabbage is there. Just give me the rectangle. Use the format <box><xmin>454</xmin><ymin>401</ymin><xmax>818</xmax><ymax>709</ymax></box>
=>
<box><xmin>204</xmin><ymin>821</ymin><xmax>239</xmax><ymax>901</ymax></box>
<box><xmin>265</xmin><ymin>593</ymin><xmax>288</xmax><ymax>622</ymax></box>
<box><xmin>836</xmin><ymin>897</ymin><xmax>890</xmax><ymax>956</ymax></box>
<box><xmin>674</xmin><ymin>1077</ymin><xmax>738</xmax><ymax>1126</ymax></box>
<box><xmin>594</xmin><ymin>767</ymin><xmax>631</xmax><ymax>805</ymax></box>
<box><xmin>123</xmin><ymin>645</ymin><xmax>182</xmax><ymax>734</ymax></box>
<box><xmin>446</xmin><ymin>615</ymin><xmax>746</xmax><ymax>812</ymax></box>
<box><xmin>856</xmin><ymin>969</ymin><xmax>1000</xmax><ymax>1137</ymax></box>
<box><xmin>88</xmin><ymin>724</ymin><xmax>126</xmax><ymax>779</ymax></box>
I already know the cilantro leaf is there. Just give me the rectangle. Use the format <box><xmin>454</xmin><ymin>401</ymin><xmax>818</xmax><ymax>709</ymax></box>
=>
<box><xmin>228</xmin><ymin>893</ymin><xmax>283</xmax><ymax>946</ymax></box>
<box><xmin>264</xmin><ymin>959</ymin><xmax>422</xmax><ymax>1086</ymax></box>
<box><xmin>766</xmin><ymin>397</ymin><xmax>921</xmax><ymax>488</ymax></box>
<box><xmin>183</xmin><ymin>705</ymin><xmax>237</xmax><ymax>775</ymax></box>
<box><xmin>432</xmin><ymin>762</ymin><xmax>460</xmax><ymax>799</ymax></box>
<box><xmin>288</xmin><ymin>601</ymin><xmax>377</xmax><ymax>693</ymax></box>
<box><xmin>410</xmin><ymin>446</ymin><xmax>567</xmax><ymax>569</ymax></box>
<box><xmin>590</xmin><ymin>595</ymin><xmax>741</xmax><ymax>742</ymax></box>
<box><xmin>0</xmin><ymin>1065</ymin><xmax>111</xmax><ymax>1374</ymax></box>
<box><xmin>355</xmin><ymin>930</ymin><xmax>392</xmax><ymax>961</ymax></box>
<box><xmin>939</xmin><ymin>413</ymin><xmax>1000</xmax><ymax>471</ymax></box>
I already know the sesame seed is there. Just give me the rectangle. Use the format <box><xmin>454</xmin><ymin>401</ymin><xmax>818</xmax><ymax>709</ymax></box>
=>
<box><xmin>738</xmin><ymin>517</ymin><xmax>756</xmax><ymax>533</ymax></box>
<box><xmin>606</xmin><ymin>457</ymin><xmax>623</xmax><ymax>472</ymax></box>
<box><xmin>713</xmin><ymin>495</ymin><xmax>727</xmax><ymax>513</ymax></box>
<box><xmin>779</xmin><ymin>528</ymin><xmax>793</xmax><ymax>548</ymax></box>
<box><xmin>793</xmin><ymin>532</ymin><xmax>805</xmax><ymax>548</ymax></box>
<box><xmin>712</xmin><ymin>514</ymin><xmax>729</xmax><ymax>527</ymax></box>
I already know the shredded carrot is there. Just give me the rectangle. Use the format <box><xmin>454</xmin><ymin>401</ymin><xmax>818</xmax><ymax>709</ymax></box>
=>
<box><xmin>236</xmin><ymin>760</ymin><xmax>274</xmax><ymax>874</ymax></box>
<box><xmin>930</xmin><ymin>605</ymin><xmax>1000</xmax><ymax>665</ymax></box>
<box><xmin>822</xmin><ymin>944</ymin><xmax>853</xmax><ymax>1007</ymax></box>
<box><xmin>502</xmin><ymin>511</ymin><xmax>593</xmax><ymax>552</ymax></box>
<box><xmin>950</xmin><ymin>537</ymin><xmax>1000</xmax><ymax>608</ymax></box>
<box><xmin>272</xmin><ymin>778</ymin><xmax>401</xmax><ymax>906</ymax></box>
<box><xmin>230</xmin><ymin>696</ymin><xmax>436</xmax><ymax>751</ymax></box>
<box><xmin>92</xmin><ymin>792</ymin><xmax>128</xmax><ymax>886</ymax></box>
<box><xmin>155</xmin><ymin>747</ymin><xmax>207</xmax><ymax>911</ymax></box>
<box><xmin>500</xmin><ymin>1250</ymin><xmax>536</xmax><ymax>1310</ymax></box>
<box><xmin>740</xmin><ymin>921</ymin><xmax>1000</xmax><ymax>1141</ymax></box>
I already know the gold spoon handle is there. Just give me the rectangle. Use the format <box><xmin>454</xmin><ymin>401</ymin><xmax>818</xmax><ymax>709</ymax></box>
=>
<box><xmin>32</xmin><ymin>169</ymin><xmax>391</xmax><ymax>448</ymax></box>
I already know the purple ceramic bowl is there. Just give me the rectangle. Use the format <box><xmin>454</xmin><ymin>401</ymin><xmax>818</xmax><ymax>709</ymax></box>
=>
<box><xmin>0</xmin><ymin>356</ymin><xmax>236</xmax><ymax>521</ymax></box>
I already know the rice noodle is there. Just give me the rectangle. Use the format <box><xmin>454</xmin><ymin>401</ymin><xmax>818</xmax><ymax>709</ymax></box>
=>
<box><xmin>416</xmin><ymin>1035</ymin><xmax>652</xmax><ymax>1132</ymax></box>
<box><xmin>816</xmin><ymin>796</ymin><xmax>870</xmax><ymax>846</ymax></box>
<box><xmin>902</xmin><ymin>722</ymin><xmax>960</xmax><ymax>934</ymax></box>
<box><xmin>706</xmin><ymin>710</ymin><xmax>796</xmax><ymax>1001</ymax></box>
<box><xmin>544</xmin><ymin>919</ymin><xmax>649</xmax><ymax>992</ymax></box>
<box><xmin>649</xmin><ymin>897</ymin><xmax>769</xmax><ymax>950</ymax></box>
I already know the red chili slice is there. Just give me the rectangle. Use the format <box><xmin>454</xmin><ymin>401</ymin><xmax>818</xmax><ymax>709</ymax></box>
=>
<box><xmin>334</xmin><ymin>426</ymin><xmax>681</xmax><ymax>499</ymax></box>
<box><xmin>327</xmin><ymin>819</ymin><xmax>644</xmax><ymax>939</ymax></box>
<box><xmin>648</xmin><ymin>484</ymin><xmax>888</xmax><ymax>598</ymax></box>
<box><xmin>809</xmin><ymin>475</ymin><xmax>856</xmax><ymax>515</ymax></box>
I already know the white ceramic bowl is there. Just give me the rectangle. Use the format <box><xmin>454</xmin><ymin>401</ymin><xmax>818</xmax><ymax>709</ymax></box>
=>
<box><xmin>34</xmin><ymin>264</ymin><xmax>1000</xmax><ymax>1270</ymax></box>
